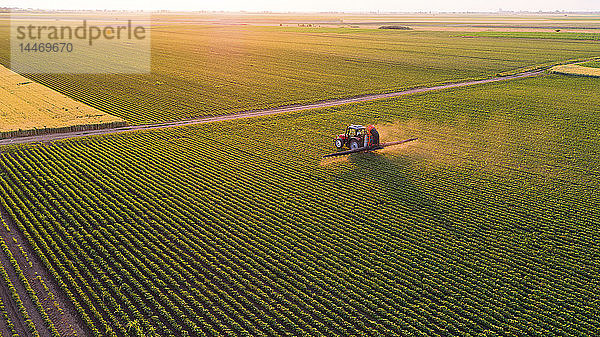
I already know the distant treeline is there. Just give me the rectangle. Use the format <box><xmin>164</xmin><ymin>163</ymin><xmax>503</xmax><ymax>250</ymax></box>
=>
<box><xmin>378</xmin><ymin>25</ymin><xmax>412</xmax><ymax>30</ymax></box>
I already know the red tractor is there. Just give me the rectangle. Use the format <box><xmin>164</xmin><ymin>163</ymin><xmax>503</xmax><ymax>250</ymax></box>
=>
<box><xmin>334</xmin><ymin>124</ymin><xmax>380</xmax><ymax>150</ymax></box>
<box><xmin>324</xmin><ymin>124</ymin><xmax>416</xmax><ymax>158</ymax></box>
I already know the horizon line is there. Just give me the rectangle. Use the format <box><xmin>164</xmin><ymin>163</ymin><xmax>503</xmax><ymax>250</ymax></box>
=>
<box><xmin>3</xmin><ymin>8</ymin><xmax>600</xmax><ymax>14</ymax></box>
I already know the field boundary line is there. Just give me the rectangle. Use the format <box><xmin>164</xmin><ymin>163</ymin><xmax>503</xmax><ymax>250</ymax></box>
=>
<box><xmin>0</xmin><ymin>70</ymin><xmax>544</xmax><ymax>146</ymax></box>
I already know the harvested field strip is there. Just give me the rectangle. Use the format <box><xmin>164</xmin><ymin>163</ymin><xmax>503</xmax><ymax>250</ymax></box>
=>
<box><xmin>0</xmin><ymin>65</ymin><xmax>126</xmax><ymax>139</ymax></box>
<box><xmin>550</xmin><ymin>64</ymin><xmax>600</xmax><ymax>77</ymax></box>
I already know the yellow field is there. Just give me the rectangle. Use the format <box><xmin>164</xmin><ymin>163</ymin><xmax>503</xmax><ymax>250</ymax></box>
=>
<box><xmin>0</xmin><ymin>65</ymin><xmax>125</xmax><ymax>138</ymax></box>
<box><xmin>550</xmin><ymin>63</ymin><xmax>600</xmax><ymax>77</ymax></box>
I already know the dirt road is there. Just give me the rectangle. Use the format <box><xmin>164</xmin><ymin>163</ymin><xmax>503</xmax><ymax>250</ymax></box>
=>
<box><xmin>0</xmin><ymin>70</ymin><xmax>544</xmax><ymax>146</ymax></box>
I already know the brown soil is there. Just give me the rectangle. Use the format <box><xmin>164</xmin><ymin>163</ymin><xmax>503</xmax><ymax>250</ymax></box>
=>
<box><xmin>0</xmin><ymin>262</ymin><xmax>30</xmax><ymax>337</ymax></box>
<box><xmin>0</xmin><ymin>207</ymin><xmax>89</xmax><ymax>337</ymax></box>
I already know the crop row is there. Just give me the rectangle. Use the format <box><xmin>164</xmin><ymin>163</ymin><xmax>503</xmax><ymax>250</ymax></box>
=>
<box><xmin>0</xmin><ymin>249</ymin><xmax>39</xmax><ymax>336</ymax></box>
<box><xmin>0</xmin><ymin>232</ymin><xmax>61</xmax><ymax>336</ymax></box>
<box><xmin>0</xmin><ymin>216</ymin><xmax>19</xmax><ymax>337</ymax></box>
<box><xmin>0</xmin><ymin>295</ymin><xmax>19</xmax><ymax>337</ymax></box>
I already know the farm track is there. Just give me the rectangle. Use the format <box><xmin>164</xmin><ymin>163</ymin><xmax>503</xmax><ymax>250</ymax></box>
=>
<box><xmin>0</xmin><ymin>70</ymin><xmax>545</xmax><ymax>146</ymax></box>
<box><xmin>0</xmin><ymin>207</ymin><xmax>87</xmax><ymax>337</ymax></box>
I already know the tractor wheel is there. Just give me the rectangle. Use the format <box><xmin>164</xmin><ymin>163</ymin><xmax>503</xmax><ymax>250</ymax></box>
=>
<box><xmin>349</xmin><ymin>139</ymin><xmax>360</xmax><ymax>150</ymax></box>
<box><xmin>335</xmin><ymin>138</ymin><xmax>344</xmax><ymax>149</ymax></box>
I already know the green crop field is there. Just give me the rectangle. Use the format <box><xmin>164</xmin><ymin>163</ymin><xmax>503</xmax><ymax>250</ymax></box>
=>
<box><xmin>580</xmin><ymin>60</ymin><xmax>600</xmax><ymax>68</ymax></box>
<box><xmin>460</xmin><ymin>31</ymin><xmax>600</xmax><ymax>40</ymax></box>
<box><xmin>0</xmin><ymin>73</ymin><xmax>598</xmax><ymax>336</ymax></box>
<box><xmin>1</xmin><ymin>10</ymin><xmax>600</xmax><ymax>337</ymax></box>
<box><xmin>0</xmin><ymin>23</ymin><xmax>599</xmax><ymax>124</ymax></box>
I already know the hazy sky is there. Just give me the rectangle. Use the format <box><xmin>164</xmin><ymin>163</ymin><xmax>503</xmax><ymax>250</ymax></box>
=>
<box><xmin>4</xmin><ymin>0</ymin><xmax>600</xmax><ymax>12</ymax></box>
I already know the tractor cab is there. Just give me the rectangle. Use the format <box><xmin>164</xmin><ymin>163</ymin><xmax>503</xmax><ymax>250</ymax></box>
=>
<box><xmin>344</xmin><ymin>125</ymin><xmax>366</xmax><ymax>138</ymax></box>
